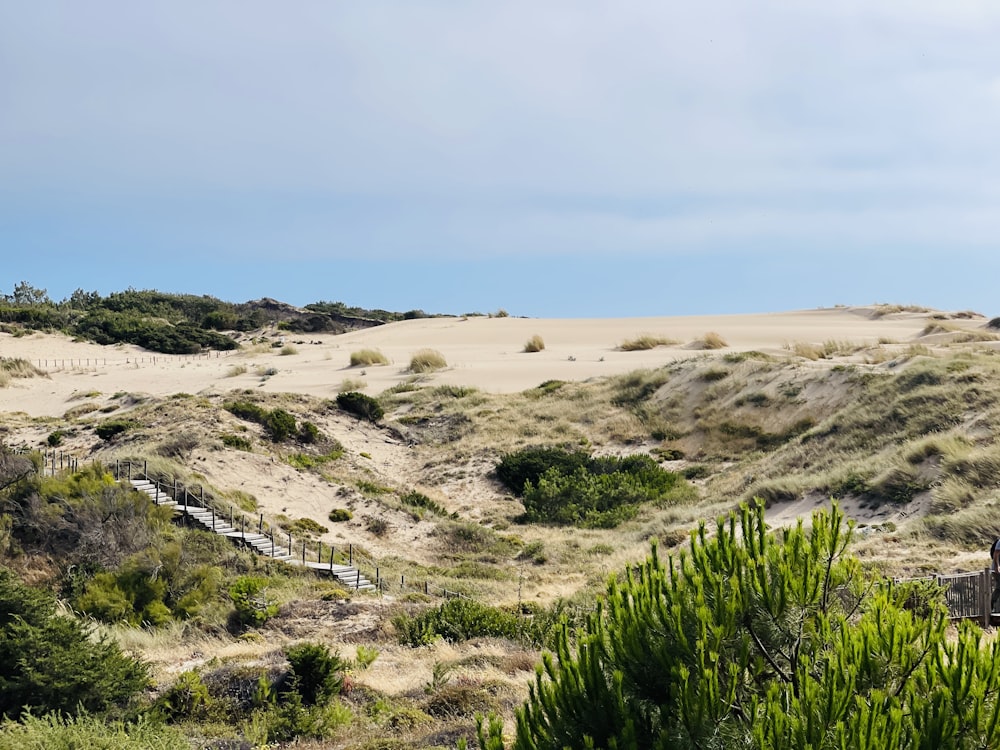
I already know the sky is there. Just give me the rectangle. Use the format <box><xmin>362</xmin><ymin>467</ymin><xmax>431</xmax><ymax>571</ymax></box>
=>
<box><xmin>1</xmin><ymin>1</ymin><xmax>999</xmax><ymax>318</ymax></box>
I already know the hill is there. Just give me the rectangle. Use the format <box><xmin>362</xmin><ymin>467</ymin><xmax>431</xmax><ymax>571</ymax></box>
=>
<box><xmin>2</xmin><ymin>301</ymin><xmax>1000</xmax><ymax>747</ymax></box>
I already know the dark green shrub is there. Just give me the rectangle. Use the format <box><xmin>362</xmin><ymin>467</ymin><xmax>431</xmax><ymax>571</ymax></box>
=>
<box><xmin>682</xmin><ymin>464</ymin><xmax>711</xmax><ymax>480</ymax></box>
<box><xmin>401</xmin><ymin>491</ymin><xmax>448</xmax><ymax>516</ymax></box>
<box><xmin>336</xmin><ymin>391</ymin><xmax>384</xmax><ymax>423</ymax></box>
<box><xmin>328</xmin><ymin>509</ymin><xmax>352</xmax><ymax>523</ymax></box>
<box><xmin>495</xmin><ymin>447</ymin><xmax>591</xmax><ymax>495</ymax></box>
<box><xmin>221</xmin><ymin>433</ymin><xmax>253</xmax><ymax>451</ymax></box>
<box><xmin>499</xmin><ymin>448</ymin><xmax>690</xmax><ymax>527</ymax></box>
<box><xmin>156</xmin><ymin>669</ymin><xmax>212</xmax><ymax>720</ymax></box>
<box><xmin>46</xmin><ymin>430</ymin><xmax>64</xmax><ymax>447</ymax></box>
<box><xmin>285</xmin><ymin>642</ymin><xmax>347</xmax><ymax>705</ymax></box>
<box><xmin>264</xmin><ymin>408</ymin><xmax>297</xmax><ymax>442</ymax></box>
<box><xmin>229</xmin><ymin>576</ymin><xmax>278</xmax><ymax>627</ymax></box>
<box><xmin>299</xmin><ymin>420</ymin><xmax>320</xmax><ymax>443</ymax></box>
<box><xmin>0</xmin><ymin>568</ymin><xmax>149</xmax><ymax>718</ymax></box>
<box><xmin>95</xmin><ymin>418</ymin><xmax>139</xmax><ymax>441</ymax></box>
<box><xmin>393</xmin><ymin>598</ymin><xmax>531</xmax><ymax>646</ymax></box>
<box><xmin>224</xmin><ymin>400</ymin><xmax>267</xmax><ymax>422</ymax></box>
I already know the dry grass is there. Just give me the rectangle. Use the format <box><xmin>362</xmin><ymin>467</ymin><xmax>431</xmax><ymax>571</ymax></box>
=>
<box><xmin>0</xmin><ymin>357</ymin><xmax>47</xmax><ymax>387</ymax></box>
<box><xmin>279</xmin><ymin>344</ymin><xmax>299</xmax><ymax>356</ymax></box>
<box><xmin>225</xmin><ymin>364</ymin><xmax>248</xmax><ymax>377</ymax></box>
<box><xmin>523</xmin><ymin>335</ymin><xmax>545</xmax><ymax>353</ymax></box>
<box><xmin>409</xmin><ymin>349</ymin><xmax>447</xmax><ymax>373</ymax></box>
<box><xmin>350</xmin><ymin>348</ymin><xmax>389</xmax><ymax>367</ymax></box>
<box><xmin>691</xmin><ymin>332</ymin><xmax>727</xmax><ymax>350</ymax></box>
<box><xmin>338</xmin><ymin>378</ymin><xmax>367</xmax><ymax>393</ymax></box>
<box><xmin>619</xmin><ymin>334</ymin><xmax>679</xmax><ymax>351</ymax></box>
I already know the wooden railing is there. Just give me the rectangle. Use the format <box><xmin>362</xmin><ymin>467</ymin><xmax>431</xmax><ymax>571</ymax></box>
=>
<box><xmin>897</xmin><ymin>569</ymin><xmax>994</xmax><ymax>626</ymax></box>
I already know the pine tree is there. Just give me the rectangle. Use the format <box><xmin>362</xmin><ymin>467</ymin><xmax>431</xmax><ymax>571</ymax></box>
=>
<box><xmin>481</xmin><ymin>501</ymin><xmax>1000</xmax><ymax>750</ymax></box>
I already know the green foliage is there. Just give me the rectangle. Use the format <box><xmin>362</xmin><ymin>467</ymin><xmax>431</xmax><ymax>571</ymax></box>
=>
<box><xmin>229</xmin><ymin>576</ymin><xmax>279</xmax><ymax>627</ymax></box>
<box><xmin>299</xmin><ymin>420</ymin><xmax>321</xmax><ymax>443</ymax></box>
<box><xmin>95</xmin><ymin>418</ymin><xmax>140</xmax><ymax>441</ymax></box>
<box><xmin>0</xmin><ymin>568</ymin><xmax>149</xmax><ymax>719</ymax></box>
<box><xmin>285</xmin><ymin>642</ymin><xmax>347</xmax><ymax>705</ymax></box>
<box><xmin>221</xmin><ymin>432</ymin><xmax>253</xmax><ymax>451</ymax></box>
<box><xmin>224</xmin><ymin>400</ymin><xmax>298</xmax><ymax>442</ymax></box>
<box><xmin>74</xmin><ymin>554</ymin><xmax>221</xmax><ymax>626</ymax></box>
<box><xmin>498</xmin><ymin>448</ymin><xmax>691</xmax><ymax>527</ymax></box>
<box><xmin>283</xmin><ymin>517</ymin><xmax>329</xmax><ymax>536</ymax></box>
<box><xmin>393</xmin><ymin>598</ymin><xmax>540</xmax><ymax>646</ymax></box>
<box><xmin>328</xmin><ymin>508</ymin><xmax>353</xmax><ymax>522</ymax></box>
<box><xmin>400</xmin><ymin>490</ymin><xmax>448</xmax><ymax>516</ymax></box>
<box><xmin>336</xmin><ymin>391</ymin><xmax>384</xmax><ymax>422</ymax></box>
<box><xmin>355</xmin><ymin>645</ymin><xmax>380</xmax><ymax>670</ymax></box>
<box><xmin>495</xmin><ymin>501</ymin><xmax>1000</xmax><ymax>750</ymax></box>
<box><xmin>0</xmin><ymin>713</ymin><xmax>189</xmax><ymax>750</ymax></box>
<box><xmin>495</xmin><ymin>447</ymin><xmax>591</xmax><ymax>495</ymax></box>
<box><xmin>156</xmin><ymin>669</ymin><xmax>212</xmax><ymax>721</ymax></box>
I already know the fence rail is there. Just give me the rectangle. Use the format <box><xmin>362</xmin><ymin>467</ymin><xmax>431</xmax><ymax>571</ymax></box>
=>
<box><xmin>20</xmin><ymin>450</ymin><xmax>999</xmax><ymax>615</ymax></box>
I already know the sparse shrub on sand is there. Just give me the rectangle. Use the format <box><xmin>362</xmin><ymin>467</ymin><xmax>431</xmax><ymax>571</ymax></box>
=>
<box><xmin>409</xmin><ymin>348</ymin><xmax>447</xmax><ymax>373</ymax></box>
<box><xmin>693</xmin><ymin>331</ymin><xmax>728</xmax><ymax>349</ymax></box>
<box><xmin>619</xmin><ymin>334</ymin><xmax>678</xmax><ymax>351</ymax></box>
<box><xmin>336</xmin><ymin>391</ymin><xmax>384</xmax><ymax>422</ymax></box>
<box><xmin>349</xmin><ymin>348</ymin><xmax>389</xmax><ymax>367</ymax></box>
<box><xmin>523</xmin><ymin>335</ymin><xmax>545</xmax><ymax>353</ymax></box>
<box><xmin>328</xmin><ymin>508</ymin><xmax>352</xmax><ymax>523</ymax></box>
<box><xmin>95</xmin><ymin>418</ymin><xmax>139</xmax><ymax>441</ymax></box>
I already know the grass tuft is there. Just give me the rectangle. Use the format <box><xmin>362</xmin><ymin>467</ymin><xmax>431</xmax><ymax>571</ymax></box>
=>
<box><xmin>619</xmin><ymin>335</ymin><xmax>678</xmax><ymax>351</ymax></box>
<box><xmin>523</xmin><ymin>335</ymin><xmax>545</xmax><ymax>353</ymax></box>
<box><xmin>409</xmin><ymin>349</ymin><xmax>447</xmax><ymax>373</ymax></box>
<box><xmin>350</xmin><ymin>348</ymin><xmax>389</xmax><ymax>367</ymax></box>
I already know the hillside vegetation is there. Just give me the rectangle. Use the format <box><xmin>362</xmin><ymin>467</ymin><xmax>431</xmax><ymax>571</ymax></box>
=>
<box><xmin>3</xmin><ymin>309</ymin><xmax>1000</xmax><ymax>747</ymax></box>
<box><xmin>0</xmin><ymin>281</ymin><xmax>437</xmax><ymax>354</ymax></box>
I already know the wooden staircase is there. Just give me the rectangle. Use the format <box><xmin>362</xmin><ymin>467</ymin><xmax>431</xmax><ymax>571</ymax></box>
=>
<box><xmin>129</xmin><ymin>478</ymin><xmax>376</xmax><ymax>591</ymax></box>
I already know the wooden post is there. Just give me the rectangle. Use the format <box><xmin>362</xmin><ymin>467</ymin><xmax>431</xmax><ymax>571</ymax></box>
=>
<box><xmin>349</xmin><ymin>544</ymin><xmax>353</xmax><ymax>565</ymax></box>
<box><xmin>984</xmin><ymin>568</ymin><xmax>993</xmax><ymax>628</ymax></box>
<box><xmin>301</xmin><ymin>541</ymin><xmax>306</xmax><ymax>565</ymax></box>
<box><xmin>318</xmin><ymin>541</ymin><xmax>322</xmax><ymax>563</ymax></box>
<box><xmin>329</xmin><ymin>549</ymin><xmax>334</xmax><ymax>572</ymax></box>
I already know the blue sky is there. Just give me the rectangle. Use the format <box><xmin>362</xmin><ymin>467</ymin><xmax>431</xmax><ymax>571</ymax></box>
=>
<box><xmin>2</xmin><ymin>2</ymin><xmax>998</xmax><ymax>318</ymax></box>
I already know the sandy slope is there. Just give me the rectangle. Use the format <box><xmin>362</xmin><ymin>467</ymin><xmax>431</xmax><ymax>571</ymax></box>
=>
<box><xmin>1</xmin><ymin>306</ymin><xmax>984</xmax><ymax>419</ymax></box>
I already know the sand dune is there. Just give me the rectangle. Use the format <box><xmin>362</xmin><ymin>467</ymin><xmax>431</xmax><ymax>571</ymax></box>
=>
<box><xmin>0</xmin><ymin>306</ymin><xmax>991</xmax><ymax>419</ymax></box>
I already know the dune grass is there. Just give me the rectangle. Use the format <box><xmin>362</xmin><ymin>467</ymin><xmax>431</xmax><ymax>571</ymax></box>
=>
<box><xmin>523</xmin><ymin>335</ymin><xmax>545</xmax><ymax>353</ymax></box>
<box><xmin>350</xmin><ymin>348</ymin><xmax>389</xmax><ymax>367</ymax></box>
<box><xmin>691</xmin><ymin>332</ymin><xmax>727</xmax><ymax>350</ymax></box>
<box><xmin>619</xmin><ymin>334</ymin><xmax>678</xmax><ymax>351</ymax></box>
<box><xmin>0</xmin><ymin>357</ymin><xmax>46</xmax><ymax>387</ymax></box>
<box><xmin>409</xmin><ymin>349</ymin><xmax>447</xmax><ymax>373</ymax></box>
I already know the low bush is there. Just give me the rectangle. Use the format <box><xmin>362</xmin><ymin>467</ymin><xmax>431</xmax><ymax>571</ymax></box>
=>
<box><xmin>0</xmin><ymin>568</ymin><xmax>149</xmax><ymax>718</ymax></box>
<box><xmin>95</xmin><ymin>418</ymin><xmax>139</xmax><ymax>441</ymax></box>
<box><xmin>229</xmin><ymin>576</ymin><xmax>279</xmax><ymax>627</ymax></box>
<box><xmin>328</xmin><ymin>509</ymin><xmax>353</xmax><ymax>523</ymax></box>
<box><xmin>336</xmin><ymin>391</ymin><xmax>384</xmax><ymax>423</ymax></box>
<box><xmin>222</xmin><ymin>433</ymin><xmax>253</xmax><ymax>451</ymax></box>
<box><xmin>409</xmin><ymin>349</ymin><xmax>447</xmax><ymax>373</ymax></box>
<box><xmin>393</xmin><ymin>598</ymin><xmax>535</xmax><ymax>646</ymax></box>
<box><xmin>285</xmin><ymin>642</ymin><xmax>347</xmax><ymax>705</ymax></box>
<box><xmin>495</xmin><ymin>447</ymin><xmax>591</xmax><ymax>495</ymax></box>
